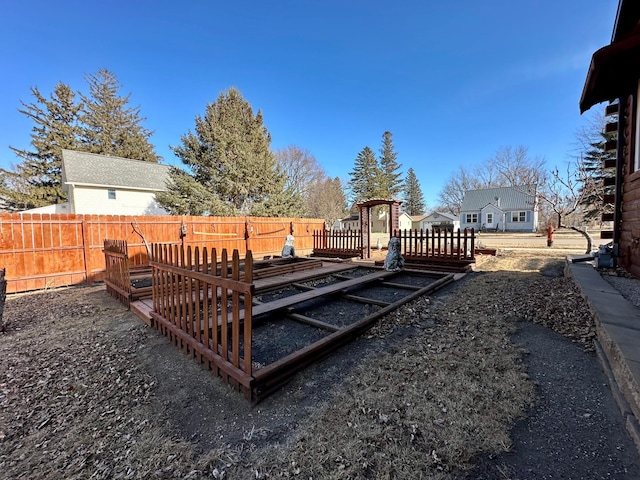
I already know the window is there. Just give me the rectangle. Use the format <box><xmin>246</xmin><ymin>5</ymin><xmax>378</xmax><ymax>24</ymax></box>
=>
<box><xmin>511</xmin><ymin>211</ymin><xmax>526</xmax><ymax>222</ymax></box>
<box><xmin>108</xmin><ymin>189</ymin><xmax>116</xmax><ymax>200</ymax></box>
<box><xmin>465</xmin><ymin>213</ymin><xmax>478</xmax><ymax>223</ymax></box>
<box><xmin>486</xmin><ymin>213</ymin><xmax>493</xmax><ymax>224</ymax></box>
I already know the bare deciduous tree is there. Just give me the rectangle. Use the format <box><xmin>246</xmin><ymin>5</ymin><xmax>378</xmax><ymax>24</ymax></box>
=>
<box><xmin>486</xmin><ymin>146</ymin><xmax>547</xmax><ymax>187</ymax></box>
<box><xmin>306</xmin><ymin>176</ymin><xmax>347</xmax><ymax>228</ymax></box>
<box><xmin>437</xmin><ymin>145</ymin><xmax>547</xmax><ymax>215</ymax></box>
<box><xmin>274</xmin><ymin>146</ymin><xmax>325</xmax><ymax>200</ymax></box>
<box><xmin>538</xmin><ymin>161</ymin><xmax>593</xmax><ymax>254</ymax></box>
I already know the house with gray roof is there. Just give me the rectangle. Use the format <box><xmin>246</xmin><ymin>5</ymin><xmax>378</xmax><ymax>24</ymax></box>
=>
<box><xmin>412</xmin><ymin>211</ymin><xmax>460</xmax><ymax>231</ymax></box>
<box><xmin>460</xmin><ymin>185</ymin><xmax>538</xmax><ymax>232</ymax></box>
<box><xmin>57</xmin><ymin>150</ymin><xmax>171</xmax><ymax>215</ymax></box>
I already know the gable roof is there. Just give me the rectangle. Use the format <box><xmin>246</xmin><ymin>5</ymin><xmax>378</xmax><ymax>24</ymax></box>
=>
<box><xmin>61</xmin><ymin>150</ymin><xmax>171</xmax><ymax>191</ymax></box>
<box><xmin>460</xmin><ymin>186</ymin><xmax>536</xmax><ymax>212</ymax></box>
<box><xmin>421</xmin><ymin>211</ymin><xmax>457</xmax><ymax>222</ymax></box>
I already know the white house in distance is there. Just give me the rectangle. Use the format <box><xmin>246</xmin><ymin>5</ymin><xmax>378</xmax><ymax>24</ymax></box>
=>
<box><xmin>59</xmin><ymin>150</ymin><xmax>171</xmax><ymax>215</ymax></box>
<box><xmin>411</xmin><ymin>211</ymin><xmax>460</xmax><ymax>231</ymax></box>
<box><xmin>460</xmin><ymin>185</ymin><xmax>538</xmax><ymax>232</ymax></box>
<box><xmin>335</xmin><ymin>204</ymin><xmax>412</xmax><ymax>232</ymax></box>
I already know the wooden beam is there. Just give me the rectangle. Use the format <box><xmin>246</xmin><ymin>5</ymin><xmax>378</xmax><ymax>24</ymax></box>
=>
<box><xmin>605</xmin><ymin>103</ymin><xmax>619</xmax><ymax>116</ymax></box>
<box><xmin>252</xmin><ymin>270</ymin><xmax>395</xmax><ymax>317</ymax></box>
<box><xmin>342</xmin><ymin>294</ymin><xmax>391</xmax><ymax>307</ymax></box>
<box><xmin>286</xmin><ymin>312</ymin><xmax>340</xmax><ymax>332</ymax></box>
<box><xmin>252</xmin><ymin>273</ymin><xmax>455</xmax><ymax>399</ymax></box>
<box><xmin>604</xmin><ymin>140</ymin><xmax>617</xmax><ymax>152</ymax></box>
<box><xmin>379</xmin><ymin>281</ymin><xmax>423</xmax><ymax>291</ymax></box>
<box><xmin>605</xmin><ymin>122</ymin><xmax>618</xmax><ymax>134</ymax></box>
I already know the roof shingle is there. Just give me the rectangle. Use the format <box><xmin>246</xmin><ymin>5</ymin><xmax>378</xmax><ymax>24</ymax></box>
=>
<box><xmin>61</xmin><ymin>150</ymin><xmax>170</xmax><ymax>191</ymax></box>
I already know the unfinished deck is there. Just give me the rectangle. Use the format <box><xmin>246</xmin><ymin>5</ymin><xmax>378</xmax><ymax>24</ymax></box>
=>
<box><xmin>112</xmin><ymin>243</ymin><xmax>457</xmax><ymax>402</ymax></box>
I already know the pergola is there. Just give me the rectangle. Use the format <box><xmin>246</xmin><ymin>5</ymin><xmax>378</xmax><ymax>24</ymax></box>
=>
<box><xmin>357</xmin><ymin>198</ymin><xmax>403</xmax><ymax>259</ymax></box>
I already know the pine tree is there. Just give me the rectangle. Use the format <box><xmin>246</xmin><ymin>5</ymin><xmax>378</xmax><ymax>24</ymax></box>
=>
<box><xmin>348</xmin><ymin>146</ymin><xmax>382</xmax><ymax>203</ymax></box>
<box><xmin>80</xmin><ymin>69</ymin><xmax>160</xmax><ymax>162</ymax></box>
<box><xmin>0</xmin><ymin>83</ymin><xmax>82</xmax><ymax>210</ymax></box>
<box><xmin>403</xmin><ymin>168</ymin><xmax>426</xmax><ymax>215</ymax></box>
<box><xmin>579</xmin><ymin>130</ymin><xmax>615</xmax><ymax>222</ymax></box>
<box><xmin>155</xmin><ymin>167</ymin><xmax>234</xmax><ymax>216</ymax></box>
<box><xmin>160</xmin><ymin>87</ymin><xmax>299</xmax><ymax>216</ymax></box>
<box><xmin>378</xmin><ymin>131</ymin><xmax>403</xmax><ymax>198</ymax></box>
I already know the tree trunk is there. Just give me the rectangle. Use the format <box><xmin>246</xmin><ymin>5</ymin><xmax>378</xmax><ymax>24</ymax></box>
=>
<box><xmin>561</xmin><ymin>225</ymin><xmax>593</xmax><ymax>254</ymax></box>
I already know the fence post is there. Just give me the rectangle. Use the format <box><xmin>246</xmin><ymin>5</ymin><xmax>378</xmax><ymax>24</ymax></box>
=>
<box><xmin>244</xmin><ymin>220</ymin><xmax>252</xmax><ymax>253</ymax></box>
<box><xmin>81</xmin><ymin>218</ymin><xmax>92</xmax><ymax>285</ymax></box>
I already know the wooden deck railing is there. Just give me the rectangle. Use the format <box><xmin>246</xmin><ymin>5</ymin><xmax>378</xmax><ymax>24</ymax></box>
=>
<box><xmin>149</xmin><ymin>244</ymin><xmax>255</xmax><ymax>398</ymax></box>
<box><xmin>393</xmin><ymin>228</ymin><xmax>475</xmax><ymax>262</ymax></box>
<box><xmin>312</xmin><ymin>229</ymin><xmax>362</xmax><ymax>258</ymax></box>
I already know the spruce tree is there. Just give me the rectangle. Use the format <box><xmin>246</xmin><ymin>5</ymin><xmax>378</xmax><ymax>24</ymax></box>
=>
<box><xmin>348</xmin><ymin>146</ymin><xmax>382</xmax><ymax>203</ymax></box>
<box><xmin>403</xmin><ymin>168</ymin><xmax>426</xmax><ymax>215</ymax></box>
<box><xmin>0</xmin><ymin>83</ymin><xmax>82</xmax><ymax>210</ymax></box>
<box><xmin>378</xmin><ymin>131</ymin><xmax>403</xmax><ymax>198</ymax></box>
<box><xmin>80</xmin><ymin>69</ymin><xmax>159</xmax><ymax>162</ymax></box>
<box><xmin>155</xmin><ymin>167</ymin><xmax>234</xmax><ymax>216</ymax></box>
<box><xmin>161</xmin><ymin>87</ymin><xmax>299</xmax><ymax>216</ymax></box>
<box><xmin>579</xmin><ymin>130</ymin><xmax>615</xmax><ymax>222</ymax></box>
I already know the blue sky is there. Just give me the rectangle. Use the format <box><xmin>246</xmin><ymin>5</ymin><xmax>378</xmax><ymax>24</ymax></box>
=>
<box><xmin>0</xmin><ymin>0</ymin><xmax>618</xmax><ymax>207</ymax></box>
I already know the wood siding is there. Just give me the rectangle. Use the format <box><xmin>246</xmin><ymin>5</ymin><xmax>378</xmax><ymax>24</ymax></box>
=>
<box><xmin>618</xmin><ymin>94</ymin><xmax>640</xmax><ymax>277</ymax></box>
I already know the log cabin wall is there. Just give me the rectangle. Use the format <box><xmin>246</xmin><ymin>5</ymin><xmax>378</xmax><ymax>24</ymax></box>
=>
<box><xmin>620</xmin><ymin>93</ymin><xmax>640</xmax><ymax>278</ymax></box>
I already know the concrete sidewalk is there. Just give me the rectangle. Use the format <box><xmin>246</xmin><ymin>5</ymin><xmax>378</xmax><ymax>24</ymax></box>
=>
<box><xmin>566</xmin><ymin>258</ymin><xmax>640</xmax><ymax>450</ymax></box>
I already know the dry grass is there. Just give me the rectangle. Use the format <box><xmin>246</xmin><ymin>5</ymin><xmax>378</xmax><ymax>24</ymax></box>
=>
<box><xmin>0</xmin><ymin>248</ymin><xmax>597</xmax><ymax>479</ymax></box>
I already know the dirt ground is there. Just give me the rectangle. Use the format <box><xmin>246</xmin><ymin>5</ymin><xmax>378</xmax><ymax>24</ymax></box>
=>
<box><xmin>0</xmin><ymin>246</ymin><xmax>607</xmax><ymax>479</ymax></box>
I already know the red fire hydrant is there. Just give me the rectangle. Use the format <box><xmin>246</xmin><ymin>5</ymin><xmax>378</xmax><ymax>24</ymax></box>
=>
<box><xmin>546</xmin><ymin>225</ymin><xmax>554</xmax><ymax>247</ymax></box>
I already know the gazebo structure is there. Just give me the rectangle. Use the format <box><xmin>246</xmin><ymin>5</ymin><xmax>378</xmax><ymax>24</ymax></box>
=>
<box><xmin>357</xmin><ymin>198</ymin><xmax>403</xmax><ymax>259</ymax></box>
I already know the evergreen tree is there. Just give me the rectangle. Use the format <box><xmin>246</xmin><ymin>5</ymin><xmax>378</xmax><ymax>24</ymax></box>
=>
<box><xmin>80</xmin><ymin>69</ymin><xmax>160</xmax><ymax>162</ymax></box>
<box><xmin>403</xmin><ymin>168</ymin><xmax>426</xmax><ymax>215</ymax></box>
<box><xmin>378</xmin><ymin>131</ymin><xmax>403</xmax><ymax>198</ymax></box>
<box><xmin>155</xmin><ymin>167</ymin><xmax>234</xmax><ymax>216</ymax></box>
<box><xmin>578</xmin><ymin>126</ymin><xmax>616</xmax><ymax>222</ymax></box>
<box><xmin>160</xmin><ymin>87</ymin><xmax>299</xmax><ymax>217</ymax></box>
<box><xmin>0</xmin><ymin>83</ymin><xmax>82</xmax><ymax>210</ymax></box>
<box><xmin>348</xmin><ymin>146</ymin><xmax>382</xmax><ymax>203</ymax></box>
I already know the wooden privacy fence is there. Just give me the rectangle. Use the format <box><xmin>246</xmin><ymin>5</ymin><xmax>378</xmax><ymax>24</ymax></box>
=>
<box><xmin>0</xmin><ymin>213</ymin><xmax>324</xmax><ymax>294</ymax></box>
<box><xmin>150</xmin><ymin>244</ymin><xmax>255</xmax><ymax>397</ymax></box>
<box><xmin>312</xmin><ymin>229</ymin><xmax>363</xmax><ymax>258</ymax></box>
<box><xmin>393</xmin><ymin>227</ymin><xmax>476</xmax><ymax>263</ymax></box>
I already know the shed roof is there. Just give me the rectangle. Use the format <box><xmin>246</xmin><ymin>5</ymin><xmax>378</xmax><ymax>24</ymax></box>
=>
<box><xmin>460</xmin><ymin>186</ymin><xmax>536</xmax><ymax>212</ymax></box>
<box><xmin>61</xmin><ymin>150</ymin><xmax>171</xmax><ymax>191</ymax></box>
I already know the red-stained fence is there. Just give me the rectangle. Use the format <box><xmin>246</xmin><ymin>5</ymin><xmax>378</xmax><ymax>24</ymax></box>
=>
<box><xmin>0</xmin><ymin>213</ymin><xmax>324</xmax><ymax>294</ymax></box>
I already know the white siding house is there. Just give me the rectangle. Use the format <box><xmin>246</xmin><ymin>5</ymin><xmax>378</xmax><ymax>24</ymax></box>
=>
<box><xmin>398</xmin><ymin>211</ymin><xmax>413</xmax><ymax>231</ymax></box>
<box><xmin>413</xmin><ymin>211</ymin><xmax>460</xmax><ymax>231</ymax></box>
<box><xmin>60</xmin><ymin>150</ymin><xmax>171</xmax><ymax>215</ymax></box>
<box><xmin>460</xmin><ymin>186</ymin><xmax>538</xmax><ymax>232</ymax></box>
